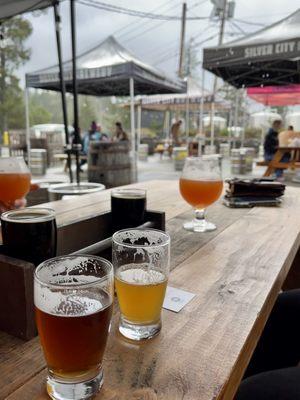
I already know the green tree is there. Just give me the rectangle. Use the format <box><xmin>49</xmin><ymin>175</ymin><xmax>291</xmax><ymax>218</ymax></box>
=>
<box><xmin>0</xmin><ymin>17</ymin><xmax>32</xmax><ymax>132</ymax></box>
<box><xmin>29</xmin><ymin>98</ymin><xmax>51</xmax><ymax>126</ymax></box>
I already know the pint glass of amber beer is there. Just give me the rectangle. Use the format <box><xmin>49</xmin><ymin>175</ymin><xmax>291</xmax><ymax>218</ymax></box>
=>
<box><xmin>34</xmin><ymin>255</ymin><xmax>114</xmax><ymax>400</ymax></box>
<box><xmin>0</xmin><ymin>157</ymin><xmax>31</xmax><ymax>205</ymax></box>
<box><xmin>113</xmin><ymin>229</ymin><xmax>170</xmax><ymax>341</ymax></box>
<box><xmin>179</xmin><ymin>156</ymin><xmax>223</xmax><ymax>232</ymax></box>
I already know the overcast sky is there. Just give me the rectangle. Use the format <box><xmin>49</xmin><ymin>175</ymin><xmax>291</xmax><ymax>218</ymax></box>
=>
<box><xmin>17</xmin><ymin>0</ymin><xmax>298</xmax><ymax>90</ymax></box>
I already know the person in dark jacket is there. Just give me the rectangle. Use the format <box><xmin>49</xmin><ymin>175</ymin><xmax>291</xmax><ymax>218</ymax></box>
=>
<box><xmin>264</xmin><ymin>119</ymin><xmax>281</xmax><ymax>158</ymax></box>
<box><xmin>263</xmin><ymin>119</ymin><xmax>289</xmax><ymax>180</ymax></box>
<box><xmin>235</xmin><ymin>290</ymin><xmax>300</xmax><ymax>400</ymax></box>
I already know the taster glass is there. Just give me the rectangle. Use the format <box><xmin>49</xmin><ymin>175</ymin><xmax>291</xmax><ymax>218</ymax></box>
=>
<box><xmin>34</xmin><ymin>255</ymin><xmax>114</xmax><ymax>400</ymax></box>
<box><xmin>179</xmin><ymin>156</ymin><xmax>223</xmax><ymax>232</ymax></box>
<box><xmin>111</xmin><ymin>188</ymin><xmax>146</xmax><ymax>231</ymax></box>
<box><xmin>113</xmin><ymin>228</ymin><xmax>170</xmax><ymax>341</ymax></box>
<box><xmin>0</xmin><ymin>157</ymin><xmax>31</xmax><ymax>206</ymax></box>
<box><xmin>1</xmin><ymin>208</ymin><xmax>57</xmax><ymax>266</ymax></box>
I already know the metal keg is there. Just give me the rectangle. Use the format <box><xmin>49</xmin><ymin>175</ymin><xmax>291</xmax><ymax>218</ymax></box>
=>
<box><xmin>204</xmin><ymin>145</ymin><xmax>216</xmax><ymax>155</ymax></box>
<box><xmin>138</xmin><ymin>144</ymin><xmax>149</xmax><ymax>161</ymax></box>
<box><xmin>231</xmin><ymin>149</ymin><xmax>246</xmax><ymax>175</ymax></box>
<box><xmin>219</xmin><ymin>143</ymin><xmax>230</xmax><ymax>158</ymax></box>
<box><xmin>30</xmin><ymin>149</ymin><xmax>47</xmax><ymax>176</ymax></box>
<box><xmin>173</xmin><ymin>147</ymin><xmax>187</xmax><ymax>171</ymax></box>
<box><xmin>241</xmin><ymin>147</ymin><xmax>256</xmax><ymax>172</ymax></box>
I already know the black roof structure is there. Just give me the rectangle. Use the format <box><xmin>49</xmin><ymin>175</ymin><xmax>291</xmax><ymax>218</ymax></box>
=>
<box><xmin>0</xmin><ymin>0</ymin><xmax>60</xmax><ymax>20</ymax></box>
<box><xmin>26</xmin><ymin>36</ymin><xmax>186</xmax><ymax>96</ymax></box>
<box><xmin>203</xmin><ymin>9</ymin><xmax>300</xmax><ymax>88</ymax></box>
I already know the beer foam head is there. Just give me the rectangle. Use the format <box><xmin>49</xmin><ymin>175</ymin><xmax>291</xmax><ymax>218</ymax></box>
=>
<box><xmin>111</xmin><ymin>188</ymin><xmax>146</xmax><ymax>200</ymax></box>
<box><xmin>181</xmin><ymin>156</ymin><xmax>221</xmax><ymax>180</ymax></box>
<box><xmin>113</xmin><ymin>229</ymin><xmax>170</xmax><ymax>272</ymax></box>
<box><xmin>117</xmin><ymin>264</ymin><xmax>166</xmax><ymax>285</ymax></box>
<box><xmin>1</xmin><ymin>207</ymin><xmax>55</xmax><ymax>223</ymax></box>
<box><xmin>34</xmin><ymin>255</ymin><xmax>113</xmax><ymax>316</ymax></box>
<box><xmin>35</xmin><ymin>255</ymin><xmax>112</xmax><ymax>286</ymax></box>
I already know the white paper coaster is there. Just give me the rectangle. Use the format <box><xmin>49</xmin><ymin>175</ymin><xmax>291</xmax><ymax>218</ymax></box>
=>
<box><xmin>163</xmin><ymin>286</ymin><xmax>196</xmax><ymax>313</ymax></box>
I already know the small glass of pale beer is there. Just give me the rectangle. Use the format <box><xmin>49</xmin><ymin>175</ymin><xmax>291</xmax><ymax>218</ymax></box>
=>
<box><xmin>179</xmin><ymin>156</ymin><xmax>223</xmax><ymax>232</ymax></box>
<box><xmin>113</xmin><ymin>228</ymin><xmax>170</xmax><ymax>341</ymax></box>
<box><xmin>0</xmin><ymin>157</ymin><xmax>31</xmax><ymax>206</ymax></box>
<box><xmin>34</xmin><ymin>255</ymin><xmax>114</xmax><ymax>400</ymax></box>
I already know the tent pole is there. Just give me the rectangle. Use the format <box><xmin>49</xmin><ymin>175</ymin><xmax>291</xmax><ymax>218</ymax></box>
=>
<box><xmin>234</xmin><ymin>89</ymin><xmax>239</xmax><ymax>148</ymax></box>
<box><xmin>137</xmin><ymin>102</ymin><xmax>142</xmax><ymax>151</ymax></box>
<box><xmin>199</xmin><ymin>67</ymin><xmax>205</xmax><ymax>134</ymax></box>
<box><xmin>53</xmin><ymin>1</ymin><xmax>73</xmax><ymax>183</ymax></box>
<box><xmin>185</xmin><ymin>90</ymin><xmax>190</xmax><ymax>138</ymax></box>
<box><xmin>25</xmin><ymin>86</ymin><xmax>31</xmax><ymax>168</ymax></box>
<box><xmin>241</xmin><ymin>91</ymin><xmax>246</xmax><ymax>147</ymax></box>
<box><xmin>228</xmin><ymin>108</ymin><xmax>232</xmax><ymax>151</ymax></box>
<box><xmin>129</xmin><ymin>77</ymin><xmax>137</xmax><ymax>180</ymax></box>
<box><xmin>210</xmin><ymin>100</ymin><xmax>215</xmax><ymax>148</ymax></box>
<box><xmin>70</xmin><ymin>0</ymin><xmax>80</xmax><ymax>185</ymax></box>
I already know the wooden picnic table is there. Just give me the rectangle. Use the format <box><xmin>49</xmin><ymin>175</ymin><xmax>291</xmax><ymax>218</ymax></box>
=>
<box><xmin>1</xmin><ymin>180</ymin><xmax>300</xmax><ymax>400</ymax></box>
<box><xmin>258</xmin><ymin>146</ymin><xmax>300</xmax><ymax>177</ymax></box>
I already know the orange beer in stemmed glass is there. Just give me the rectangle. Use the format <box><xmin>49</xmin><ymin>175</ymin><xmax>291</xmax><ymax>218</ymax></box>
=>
<box><xmin>179</xmin><ymin>156</ymin><xmax>223</xmax><ymax>232</ymax></box>
<box><xmin>0</xmin><ymin>158</ymin><xmax>31</xmax><ymax>206</ymax></box>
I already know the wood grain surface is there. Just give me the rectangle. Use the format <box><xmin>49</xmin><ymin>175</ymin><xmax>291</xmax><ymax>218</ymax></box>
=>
<box><xmin>1</xmin><ymin>181</ymin><xmax>299</xmax><ymax>400</ymax></box>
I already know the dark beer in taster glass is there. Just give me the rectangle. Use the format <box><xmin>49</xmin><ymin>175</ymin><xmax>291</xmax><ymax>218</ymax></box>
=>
<box><xmin>1</xmin><ymin>208</ymin><xmax>57</xmax><ymax>266</ymax></box>
<box><xmin>111</xmin><ymin>188</ymin><xmax>146</xmax><ymax>231</ymax></box>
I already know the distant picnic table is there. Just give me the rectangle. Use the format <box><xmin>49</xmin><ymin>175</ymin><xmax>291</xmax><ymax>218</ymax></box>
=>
<box><xmin>257</xmin><ymin>146</ymin><xmax>300</xmax><ymax>177</ymax></box>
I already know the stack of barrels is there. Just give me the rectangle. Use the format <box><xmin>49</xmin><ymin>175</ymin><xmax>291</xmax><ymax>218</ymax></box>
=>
<box><xmin>231</xmin><ymin>149</ymin><xmax>246</xmax><ymax>175</ymax></box>
<box><xmin>231</xmin><ymin>147</ymin><xmax>256</xmax><ymax>175</ymax></box>
<box><xmin>30</xmin><ymin>149</ymin><xmax>47</xmax><ymax>176</ymax></box>
<box><xmin>219</xmin><ymin>143</ymin><xmax>230</xmax><ymax>158</ymax></box>
<box><xmin>138</xmin><ymin>144</ymin><xmax>149</xmax><ymax>161</ymax></box>
<box><xmin>173</xmin><ymin>147</ymin><xmax>187</xmax><ymax>171</ymax></box>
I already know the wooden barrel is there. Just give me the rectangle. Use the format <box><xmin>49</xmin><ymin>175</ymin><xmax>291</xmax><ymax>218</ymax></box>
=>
<box><xmin>30</xmin><ymin>149</ymin><xmax>47</xmax><ymax>176</ymax></box>
<box><xmin>88</xmin><ymin>142</ymin><xmax>134</xmax><ymax>187</ymax></box>
<box><xmin>231</xmin><ymin>149</ymin><xmax>246</xmax><ymax>175</ymax></box>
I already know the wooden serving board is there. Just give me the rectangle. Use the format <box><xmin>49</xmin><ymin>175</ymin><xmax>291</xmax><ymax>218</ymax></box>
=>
<box><xmin>0</xmin><ymin>210</ymin><xmax>165</xmax><ymax>340</ymax></box>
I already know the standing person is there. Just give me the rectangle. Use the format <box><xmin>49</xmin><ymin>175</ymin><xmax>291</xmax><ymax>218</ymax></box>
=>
<box><xmin>263</xmin><ymin>119</ymin><xmax>288</xmax><ymax>180</ymax></box>
<box><xmin>113</xmin><ymin>122</ymin><xmax>128</xmax><ymax>141</ymax></box>
<box><xmin>80</xmin><ymin>122</ymin><xmax>101</xmax><ymax>171</ymax></box>
<box><xmin>171</xmin><ymin>120</ymin><xmax>182</xmax><ymax>146</ymax></box>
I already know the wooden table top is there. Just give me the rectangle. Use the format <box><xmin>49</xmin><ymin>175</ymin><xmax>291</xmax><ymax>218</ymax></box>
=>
<box><xmin>1</xmin><ymin>180</ymin><xmax>300</xmax><ymax>400</ymax></box>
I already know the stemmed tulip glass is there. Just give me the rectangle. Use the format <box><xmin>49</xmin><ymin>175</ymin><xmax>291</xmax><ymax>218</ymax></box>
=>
<box><xmin>0</xmin><ymin>157</ymin><xmax>31</xmax><ymax>207</ymax></box>
<box><xmin>179</xmin><ymin>156</ymin><xmax>223</xmax><ymax>232</ymax></box>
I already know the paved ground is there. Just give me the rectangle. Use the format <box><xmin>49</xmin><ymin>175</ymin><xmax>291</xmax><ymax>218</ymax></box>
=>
<box><xmin>32</xmin><ymin>154</ymin><xmax>300</xmax><ymax>187</ymax></box>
